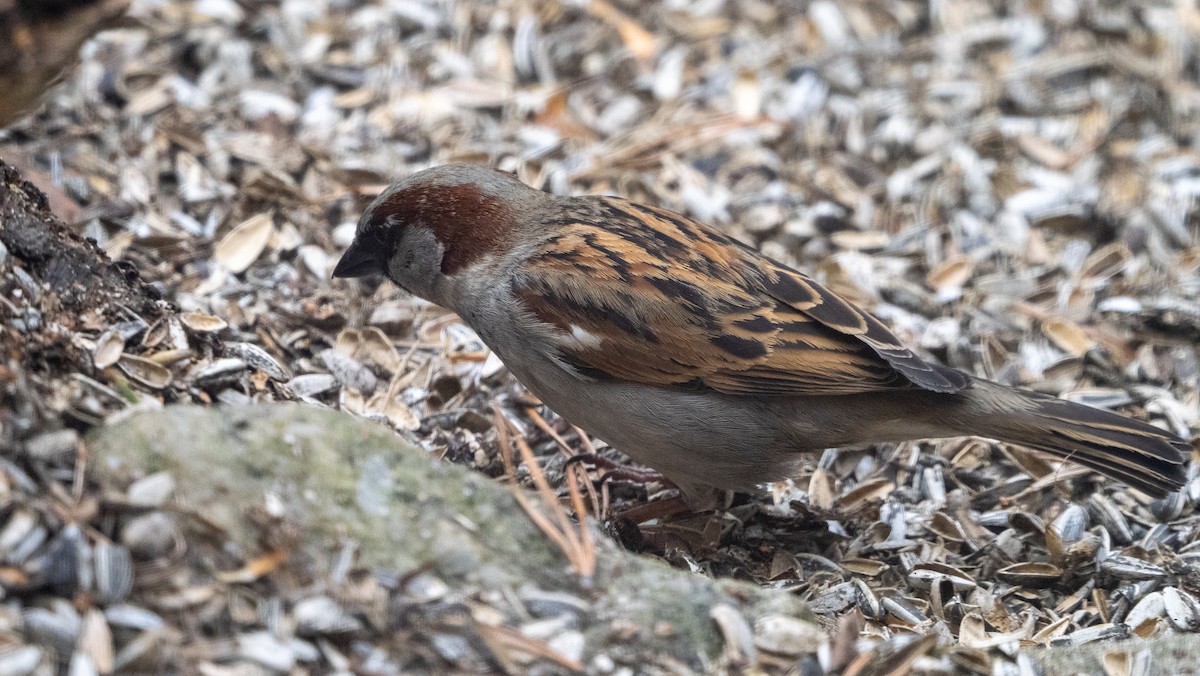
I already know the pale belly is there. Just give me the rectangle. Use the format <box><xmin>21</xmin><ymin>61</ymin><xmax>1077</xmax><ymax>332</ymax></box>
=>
<box><xmin>500</xmin><ymin>351</ymin><xmax>809</xmax><ymax>494</ymax></box>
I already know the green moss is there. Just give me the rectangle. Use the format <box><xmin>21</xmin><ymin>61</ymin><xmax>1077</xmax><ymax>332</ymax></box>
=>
<box><xmin>1033</xmin><ymin>633</ymin><xmax>1200</xmax><ymax>674</ymax></box>
<box><xmin>88</xmin><ymin>403</ymin><xmax>818</xmax><ymax>669</ymax></box>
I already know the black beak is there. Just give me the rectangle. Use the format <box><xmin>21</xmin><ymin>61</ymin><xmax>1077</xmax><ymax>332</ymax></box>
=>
<box><xmin>332</xmin><ymin>239</ymin><xmax>386</xmax><ymax>279</ymax></box>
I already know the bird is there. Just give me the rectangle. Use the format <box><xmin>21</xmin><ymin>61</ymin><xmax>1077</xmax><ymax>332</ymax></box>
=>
<box><xmin>332</xmin><ymin>164</ymin><xmax>1191</xmax><ymax>505</ymax></box>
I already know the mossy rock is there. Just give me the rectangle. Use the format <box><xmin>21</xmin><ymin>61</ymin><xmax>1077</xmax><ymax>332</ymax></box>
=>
<box><xmin>89</xmin><ymin>403</ymin><xmax>814</xmax><ymax>668</ymax></box>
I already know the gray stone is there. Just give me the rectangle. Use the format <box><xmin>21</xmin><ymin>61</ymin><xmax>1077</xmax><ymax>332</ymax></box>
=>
<box><xmin>87</xmin><ymin>403</ymin><xmax>814</xmax><ymax>669</ymax></box>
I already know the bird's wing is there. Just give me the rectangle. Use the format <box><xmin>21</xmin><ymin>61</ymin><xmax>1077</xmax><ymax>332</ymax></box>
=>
<box><xmin>511</xmin><ymin>198</ymin><xmax>968</xmax><ymax>396</ymax></box>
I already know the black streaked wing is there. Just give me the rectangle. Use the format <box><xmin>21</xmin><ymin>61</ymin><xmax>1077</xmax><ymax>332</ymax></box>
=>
<box><xmin>513</xmin><ymin>197</ymin><xmax>968</xmax><ymax>396</ymax></box>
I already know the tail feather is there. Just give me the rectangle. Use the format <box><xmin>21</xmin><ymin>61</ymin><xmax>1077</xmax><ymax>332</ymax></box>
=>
<box><xmin>971</xmin><ymin>385</ymin><xmax>1191</xmax><ymax>498</ymax></box>
<box><xmin>1017</xmin><ymin>437</ymin><xmax>1183</xmax><ymax>496</ymax></box>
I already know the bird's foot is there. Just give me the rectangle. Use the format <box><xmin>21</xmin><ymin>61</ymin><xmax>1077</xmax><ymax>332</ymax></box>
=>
<box><xmin>563</xmin><ymin>453</ymin><xmax>702</xmax><ymax>524</ymax></box>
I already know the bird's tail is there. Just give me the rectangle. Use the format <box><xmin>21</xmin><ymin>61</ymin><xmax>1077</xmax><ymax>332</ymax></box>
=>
<box><xmin>965</xmin><ymin>382</ymin><xmax>1191</xmax><ymax>498</ymax></box>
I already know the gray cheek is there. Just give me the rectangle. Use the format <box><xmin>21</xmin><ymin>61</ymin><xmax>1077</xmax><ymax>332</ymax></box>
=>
<box><xmin>387</xmin><ymin>228</ymin><xmax>445</xmax><ymax>302</ymax></box>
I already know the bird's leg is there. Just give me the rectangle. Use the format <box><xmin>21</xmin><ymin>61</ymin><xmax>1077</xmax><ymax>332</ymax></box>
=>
<box><xmin>563</xmin><ymin>453</ymin><xmax>675</xmax><ymax>487</ymax></box>
<box><xmin>563</xmin><ymin>453</ymin><xmax>700</xmax><ymax>523</ymax></box>
<box><xmin>561</xmin><ymin>454</ymin><xmax>735</xmax><ymax>527</ymax></box>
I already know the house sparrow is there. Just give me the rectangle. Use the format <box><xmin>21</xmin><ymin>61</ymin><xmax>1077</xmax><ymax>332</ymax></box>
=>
<box><xmin>333</xmin><ymin>164</ymin><xmax>1191</xmax><ymax>503</ymax></box>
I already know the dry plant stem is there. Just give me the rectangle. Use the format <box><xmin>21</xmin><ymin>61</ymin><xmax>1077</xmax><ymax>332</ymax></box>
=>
<box><xmin>1002</xmin><ymin>465</ymin><xmax>1095</xmax><ymax>505</ymax></box>
<box><xmin>385</xmin><ymin>342</ymin><xmax>421</xmax><ymax>396</ymax></box>
<box><xmin>493</xmin><ymin>405</ymin><xmax>595</xmax><ymax>581</ymax></box>
<box><xmin>571</xmin><ymin>425</ymin><xmax>605</xmax><ymax>516</ymax></box>
<box><xmin>573</xmin><ymin>425</ymin><xmax>598</xmax><ymax>456</ymax></box>
<box><xmin>549</xmin><ymin>457</ymin><xmax>602</xmax><ymax>519</ymax></box>
<box><xmin>216</xmin><ymin>548</ymin><xmax>289</xmax><ymax>584</ymax></box>
<box><xmin>494</xmin><ymin>408</ymin><xmax>568</xmax><ymax>550</ymax></box>
<box><xmin>564</xmin><ymin>466</ymin><xmax>595</xmax><ymax>575</ymax></box>
<box><xmin>600</xmin><ymin>482</ymin><xmax>612</xmax><ymax>520</ymax></box>
<box><xmin>523</xmin><ymin>407</ymin><xmax>576</xmax><ymax>460</ymax></box>
<box><xmin>523</xmin><ymin>406</ymin><xmax>601</xmax><ymax>514</ymax></box>
<box><xmin>474</xmin><ymin>616</ymin><xmax>585</xmax><ymax>673</ymax></box>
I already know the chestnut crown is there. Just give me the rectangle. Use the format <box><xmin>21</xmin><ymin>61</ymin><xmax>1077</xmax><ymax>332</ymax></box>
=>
<box><xmin>332</xmin><ymin>164</ymin><xmax>545</xmax><ymax>281</ymax></box>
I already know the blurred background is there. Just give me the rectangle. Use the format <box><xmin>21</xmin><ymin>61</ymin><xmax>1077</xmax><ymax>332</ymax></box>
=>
<box><xmin>3</xmin><ymin>0</ymin><xmax>1199</xmax><ymax>387</ymax></box>
<box><xmin>2</xmin><ymin>0</ymin><xmax>1200</xmax><ymax>673</ymax></box>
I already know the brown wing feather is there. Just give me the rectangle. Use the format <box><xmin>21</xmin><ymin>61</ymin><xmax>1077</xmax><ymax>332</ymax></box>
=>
<box><xmin>513</xmin><ymin>197</ymin><xmax>968</xmax><ymax>396</ymax></box>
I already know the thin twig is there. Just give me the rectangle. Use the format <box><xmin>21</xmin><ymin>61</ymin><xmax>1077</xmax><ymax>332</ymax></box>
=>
<box><xmin>524</xmin><ymin>407</ymin><xmax>601</xmax><ymax>513</ymax></box>
<box><xmin>493</xmin><ymin>406</ymin><xmax>596</xmax><ymax>581</ymax></box>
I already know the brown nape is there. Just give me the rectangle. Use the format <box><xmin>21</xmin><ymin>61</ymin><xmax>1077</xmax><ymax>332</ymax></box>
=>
<box><xmin>370</xmin><ymin>182</ymin><xmax>518</xmax><ymax>275</ymax></box>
